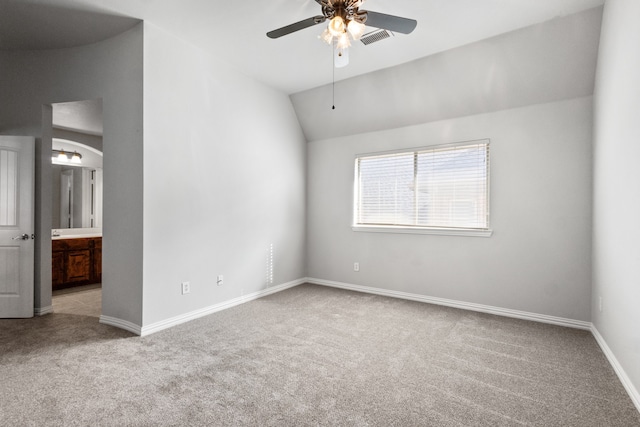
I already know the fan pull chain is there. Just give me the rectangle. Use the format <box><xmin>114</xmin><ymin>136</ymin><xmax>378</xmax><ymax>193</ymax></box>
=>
<box><xmin>332</xmin><ymin>41</ymin><xmax>336</xmax><ymax>110</ymax></box>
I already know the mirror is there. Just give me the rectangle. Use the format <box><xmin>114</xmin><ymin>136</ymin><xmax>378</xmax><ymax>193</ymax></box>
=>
<box><xmin>51</xmin><ymin>99</ymin><xmax>103</xmax><ymax>230</ymax></box>
<box><xmin>51</xmin><ymin>139</ymin><xmax>103</xmax><ymax>229</ymax></box>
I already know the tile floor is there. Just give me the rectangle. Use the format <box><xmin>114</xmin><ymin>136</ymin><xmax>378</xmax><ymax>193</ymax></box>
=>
<box><xmin>52</xmin><ymin>284</ymin><xmax>102</xmax><ymax>317</ymax></box>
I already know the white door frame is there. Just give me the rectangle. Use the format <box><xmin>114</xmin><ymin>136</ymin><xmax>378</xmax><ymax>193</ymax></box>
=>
<box><xmin>60</xmin><ymin>169</ymin><xmax>74</xmax><ymax>228</ymax></box>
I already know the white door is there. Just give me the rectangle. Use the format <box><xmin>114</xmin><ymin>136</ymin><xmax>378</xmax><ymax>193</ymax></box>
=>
<box><xmin>0</xmin><ymin>136</ymin><xmax>34</xmax><ymax>318</ymax></box>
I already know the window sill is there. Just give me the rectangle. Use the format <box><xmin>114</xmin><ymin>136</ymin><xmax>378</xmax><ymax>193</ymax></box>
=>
<box><xmin>352</xmin><ymin>225</ymin><xmax>493</xmax><ymax>237</ymax></box>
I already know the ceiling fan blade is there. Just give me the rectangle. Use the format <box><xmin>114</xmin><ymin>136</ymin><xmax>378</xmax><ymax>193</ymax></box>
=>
<box><xmin>267</xmin><ymin>16</ymin><xmax>326</xmax><ymax>39</ymax></box>
<box><xmin>364</xmin><ymin>11</ymin><xmax>417</xmax><ymax>34</ymax></box>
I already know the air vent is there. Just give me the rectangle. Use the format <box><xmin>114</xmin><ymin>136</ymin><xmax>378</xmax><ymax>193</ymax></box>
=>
<box><xmin>360</xmin><ymin>29</ymin><xmax>394</xmax><ymax>46</ymax></box>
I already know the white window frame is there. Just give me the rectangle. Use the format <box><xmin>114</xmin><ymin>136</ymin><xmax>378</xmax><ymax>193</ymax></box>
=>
<box><xmin>352</xmin><ymin>140</ymin><xmax>492</xmax><ymax>237</ymax></box>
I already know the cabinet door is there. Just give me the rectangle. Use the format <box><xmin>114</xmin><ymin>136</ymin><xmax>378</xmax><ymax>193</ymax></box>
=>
<box><xmin>52</xmin><ymin>251</ymin><xmax>65</xmax><ymax>287</ymax></box>
<box><xmin>66</xmin><ymin>250</ymin><xmax>91</xmax><ymax>283</ymax></box>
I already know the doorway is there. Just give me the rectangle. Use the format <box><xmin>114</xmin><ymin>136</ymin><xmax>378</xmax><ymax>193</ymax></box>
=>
<box><xmin>50</xmin><ymin>99</ymin><xmax>103</xmax><ymax>318</ymax></box>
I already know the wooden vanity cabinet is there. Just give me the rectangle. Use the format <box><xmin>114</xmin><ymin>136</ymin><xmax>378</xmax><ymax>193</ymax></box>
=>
<box><xmin>52</xmin><ymin>237</ymin><xmax>102</xmax><ymax>289</ymax></box>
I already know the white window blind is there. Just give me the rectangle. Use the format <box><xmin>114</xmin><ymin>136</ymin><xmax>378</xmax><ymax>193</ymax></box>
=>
<box><xmin>355</xmin><ymin>141</ymin><xmax>490</xmax><ymax>231</ymax></box>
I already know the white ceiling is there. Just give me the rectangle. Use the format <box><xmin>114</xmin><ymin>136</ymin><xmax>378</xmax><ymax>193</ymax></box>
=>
<box><xmin>0</xmin><ymin>0</ymin><xmax>139</xmax><ymax>50</ymax></box>
<box><xmin>0</xmin><ymin>0</ymin><xmax>604</xmax><ymax>94</ymax></box>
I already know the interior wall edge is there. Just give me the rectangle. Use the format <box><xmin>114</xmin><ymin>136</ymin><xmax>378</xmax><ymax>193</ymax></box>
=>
<box><xmin>591</xmin><ymin>325</ymin><xmax>640</xmax><ymax>413</ymax></box>
<box><xmin>34</xmin><ymin>306</ymin><xmax>53</xmax><ymax>316</ymax></box>
<box><xmin>591</xmin><ymin>0</ymin><xmax>640</xmax><ymax>406</ymax></box>
<box><xmin>99</xmin><ymin>315</ymin><xmax>142</xmax><ymax>336</ymax></box>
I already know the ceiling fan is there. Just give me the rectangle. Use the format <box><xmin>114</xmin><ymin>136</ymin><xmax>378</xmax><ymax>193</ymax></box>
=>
<box><xmin>267</xmin><ymin>0</ymin><xmax>417</xmax><ymax>67</ymax></box>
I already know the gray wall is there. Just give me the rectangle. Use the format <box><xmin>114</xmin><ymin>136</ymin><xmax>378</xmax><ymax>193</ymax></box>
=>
<box><xmin>0</xmin><ymin>24</ymin><xmax>144</xmax><ymax>325</ymax></box>
<box><xmin>307</xmin><ymin>97</ymin><xmax>593</xmax><ymax>321</ymax></box>
<box><xmin>592</xmin><ymin>0</ymin><xmax>640</xmax><ymax>404</ymax></box>
<box><xmin>141</xmin><ymin>24</ymin><xmax>307</xmax><ymax>326</ymax></box>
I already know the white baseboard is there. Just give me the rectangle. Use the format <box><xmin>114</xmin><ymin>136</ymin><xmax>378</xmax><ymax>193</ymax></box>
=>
<box><xmin>591</xmin><ymin>326</ymin><xmax>640</xmax><ymax>413</ymax></box>
<box><xmin>304</xmin><ymin>278</ymin><xmax>591</xmax><ymax>330</ymax></box>
<box><xmin>34</xmin><ymin>305</ymin><xmax>53</xmax><ymax>316</ymax></box>
<box><xmin>99</xmin><ymin>315</ymin><xmax>142</xmax><ymax>335</ymax></box>
<box><xmin>139</xmin><ymin>278</ymin><xmax>306</xmax><ymax>337</ymax></box>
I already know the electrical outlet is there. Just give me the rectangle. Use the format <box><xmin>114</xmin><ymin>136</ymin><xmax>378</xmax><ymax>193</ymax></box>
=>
<box><xmin>217</xmin><ymin>275</ymin><xmax>223</xmax><ymax>286</ymax></box>
<box><xmin>181</xmin><ymin>281</ymin><xmax>190</xmax><ymax>295</ymax></box>
<box><xmin>354</xmin><ymin>262</ymin><xmax>360</xmax><ymax>272</ymax></box>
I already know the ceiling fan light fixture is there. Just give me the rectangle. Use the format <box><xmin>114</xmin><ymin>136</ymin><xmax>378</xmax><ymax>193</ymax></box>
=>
<box><xmin>320</xmin><ymin>28</ymin><xmax>334</xmax><ymax>45</ymax></box>
<box><xmin>347</xmin><ymin>20</ymin><xmax>366</xmax><ymax>40</ymax></box>
<box><xmin>266</xmin><ymin>0</ymin><xmax>417</xmax><ymax>71</ymax></box>
<box><xmin>328</xmin><ymin>15</ymin><xmax>345</xmax><ymax>37</ymax></box>
<box><xmin>336</xmin><ymin>32</ymin><xmax>351</xmax><ymax>49</ymax></box>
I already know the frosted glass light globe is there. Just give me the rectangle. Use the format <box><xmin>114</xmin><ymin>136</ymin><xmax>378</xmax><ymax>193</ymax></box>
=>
<box><xmin>328</xmin><ymin>16</ymin><xmax>346</xmax><ymax>37</ymax></box>
<box><xmin>347</xmin><ymin>20</ymin><xmax>366</xmax><ymax>40</ymax></box>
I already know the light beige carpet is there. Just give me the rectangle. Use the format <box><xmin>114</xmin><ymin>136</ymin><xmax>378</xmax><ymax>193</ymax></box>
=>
<box><xmin>1</xmin><ymin>284</ymin><xmax>639</xmax><ymax>426</ymax></box>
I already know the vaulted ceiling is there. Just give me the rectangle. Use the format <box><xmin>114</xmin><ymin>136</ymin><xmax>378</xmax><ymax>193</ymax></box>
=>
<box><xmin>0</xmin><ymin>0</ymin><xmax>604</xmax><ymax>94</ymax></box>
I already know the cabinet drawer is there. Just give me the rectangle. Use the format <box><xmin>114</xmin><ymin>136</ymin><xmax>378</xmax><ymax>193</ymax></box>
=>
<box><xmin>52</xmin><ymin>240</ymin><xmax>67</xmax><ymax>252</ymax></box>
<box><xmin>65</xmin><ymin>239</ymin><xmax>92</xmax><ymax>251</ymax></box>
<box><xmin>52</xmin><ymin>238</ymin><xmax>92</xmax><ymax>251</ymax></box>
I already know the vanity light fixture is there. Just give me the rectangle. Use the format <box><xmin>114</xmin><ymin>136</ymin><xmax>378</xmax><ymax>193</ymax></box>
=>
<box><xmin>52</xmin><ymin>149</ymin><xmax>82</xmax><ymax>164</ymax></box>
<box><xmin>70</xmin><ymin>152</ymin><xmax>82</xmax><ymax>164</ymax></box>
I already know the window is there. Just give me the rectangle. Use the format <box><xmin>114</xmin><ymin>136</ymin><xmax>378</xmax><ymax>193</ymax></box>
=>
<box><xmin>353</xmin><ymin>140</ymin><xmax>491</xmax><ymax>236</ymax></box>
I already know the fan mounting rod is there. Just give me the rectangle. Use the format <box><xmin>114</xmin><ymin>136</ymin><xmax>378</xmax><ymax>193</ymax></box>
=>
<box><xmin>319</xmin><ymin>0</ymin><xmax>368</xmax><ymax>25</ymax></box>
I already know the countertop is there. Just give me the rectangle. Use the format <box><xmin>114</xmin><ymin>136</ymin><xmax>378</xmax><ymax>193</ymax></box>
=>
<box><xmin>52</xmin><ymin>234</ymin><xmax>102</xmax><ymax>240</ymax></box>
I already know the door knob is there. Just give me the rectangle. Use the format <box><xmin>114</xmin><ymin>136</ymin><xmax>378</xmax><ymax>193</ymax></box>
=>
<box><xmin>12</xmin><ymin>234</ymin><xmax>29</xmax><ymax>241</ymax></box>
